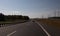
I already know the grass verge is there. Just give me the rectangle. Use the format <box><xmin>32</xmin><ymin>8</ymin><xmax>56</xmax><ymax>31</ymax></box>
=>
<box><xmin>0</xmin><ymin>20</ymin><xmax>27</xmax><ymax>24</ymax></box>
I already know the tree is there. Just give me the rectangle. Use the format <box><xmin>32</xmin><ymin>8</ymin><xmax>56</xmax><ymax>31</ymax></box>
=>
<box><xmin>0</xmin><ymin>13</ymin><xmax>5</xmax><ymax>21</ymax></box>
<box><xmin>23</xmin><ymin>16</ymin><xmax>29</xmax><ymax>20</ymax></box>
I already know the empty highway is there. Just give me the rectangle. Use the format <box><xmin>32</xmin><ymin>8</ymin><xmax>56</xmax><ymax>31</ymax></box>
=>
<box><xmin>0</xmin><ymin>20</ymin><xmax>60</xmax><ymax>36</ymax></box>
<box><xmin>0</xmin><ymin>21</ymin><xmax>48</xmax><ymax>36</ymax></box>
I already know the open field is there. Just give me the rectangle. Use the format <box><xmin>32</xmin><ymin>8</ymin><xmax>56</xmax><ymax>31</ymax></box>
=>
<box><xmin>35</xmin><ymin>19</ymin><xmax>60</xmax><ymax>28</ymax></box>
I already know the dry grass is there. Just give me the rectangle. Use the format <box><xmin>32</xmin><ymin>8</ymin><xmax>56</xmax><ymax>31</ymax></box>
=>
<box><xmin>36</xmin><ymin>19</ymin><xmax>60</xmax><ymax>28</ymax></box>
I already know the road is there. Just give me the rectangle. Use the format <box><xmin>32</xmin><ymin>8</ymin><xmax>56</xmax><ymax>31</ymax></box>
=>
<box><xmin>0</xmin><ymin>20</ymin><xmax>60</xmax><ymax>36</ymax></box>
<box><xmin>38</xmin><ymin>21</ymin><xmax>60</xmax><ymax>36</ymax></box>
<box><xmin>0</xmin><ymin>21</ymin><xmax>48</xmax><ymax>36</ymax></box>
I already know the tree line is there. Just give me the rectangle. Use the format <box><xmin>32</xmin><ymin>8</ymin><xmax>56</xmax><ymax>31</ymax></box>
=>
<box><xmin>0</xmin><ymin>13</ymin><xmax>29</xmax><ymax>21</ymax></box>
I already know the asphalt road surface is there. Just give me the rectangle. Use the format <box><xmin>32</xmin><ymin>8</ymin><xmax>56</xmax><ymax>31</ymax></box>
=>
<box><xmin>0</xmin><ymin>20</ymin><xmax>60</xmax><ymax>36</ymax></box>
<box><xmin>0</xmin><ymin>21</ymin><xmax>48</xmax><ymax>36</ymax></box>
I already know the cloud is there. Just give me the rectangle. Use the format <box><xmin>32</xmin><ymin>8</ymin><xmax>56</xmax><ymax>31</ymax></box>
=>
<box><xmin>0</xmin><ymin>10</ymin><xmax>22</xmax><ymax>15</ymax></box>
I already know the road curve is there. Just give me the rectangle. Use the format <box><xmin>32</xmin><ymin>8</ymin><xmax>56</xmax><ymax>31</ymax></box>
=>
<box><xmin>0</xmin><ymin>21</ymin><xmax>47</xmax><ymax>36</ymax></box>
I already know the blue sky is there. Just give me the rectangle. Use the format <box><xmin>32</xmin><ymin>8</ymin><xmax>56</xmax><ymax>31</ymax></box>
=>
<box><xmin>0</xmin><ymin>0</ymin><xmax>60</xmax><ymax>18</ymax></box>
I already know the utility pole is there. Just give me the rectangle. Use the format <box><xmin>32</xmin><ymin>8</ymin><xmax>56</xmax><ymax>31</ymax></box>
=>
<box><xmin>54</xmin><ymin>10</ymin><xmax>56</xmax><ymax>17</ymax></box>
<box><xmin>42</xmin><ymin>15</ymin><xmax>43</xmax><ymax>19</ymax></box>
<box><xmin>57</xmin><ymin>9</ymin><xmax>60</xmax><ymax>17</ymax></box>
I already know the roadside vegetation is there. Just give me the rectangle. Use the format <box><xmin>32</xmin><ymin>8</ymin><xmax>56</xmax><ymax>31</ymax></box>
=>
<box><xmin>0</xmin><ymin>13</ymin><xmax>30</xmax><ymax>24</ymax></box>
<box><xmin>35</xmin><ymin>18</ymin><xmax>60</xmax><ymax>28</ymax></box>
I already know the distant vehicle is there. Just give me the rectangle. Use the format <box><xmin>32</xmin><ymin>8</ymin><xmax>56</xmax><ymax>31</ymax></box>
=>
<box><xmin>32</xmin><ymin>21</ymin><xmax>35</xmax><ymax>22</ymax></box>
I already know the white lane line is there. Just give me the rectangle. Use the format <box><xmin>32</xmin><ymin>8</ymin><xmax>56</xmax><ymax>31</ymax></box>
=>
<box><xmin>35</xmin><ymin>21</ymin><xmax>51</xmax><ymax>36</ymax></box>
<box><xmin>7</xmin><ymin>31</ymin><xmax>16</xmax><ymax>36</ymax></box>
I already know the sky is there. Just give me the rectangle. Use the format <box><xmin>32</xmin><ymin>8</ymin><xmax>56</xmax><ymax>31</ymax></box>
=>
<box><xmin>0</xmin><ymin>0</ymin><xmax>60</xmax><ymax>18</ymax></box>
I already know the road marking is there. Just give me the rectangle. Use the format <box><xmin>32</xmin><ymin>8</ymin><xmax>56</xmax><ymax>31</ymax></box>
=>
<box><xmin>7</xmin><ymin>31</ymin><xmax>16</xmax><ymax>36</ymax></box>
<box><xmin>35</xmin><ymin>21</ymin><xmax>51</xmax><ymax>36</ymax></box>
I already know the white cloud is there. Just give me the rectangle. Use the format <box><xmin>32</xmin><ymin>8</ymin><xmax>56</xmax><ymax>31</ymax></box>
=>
<box><xmin>0</xmin><ymin>10</ymin><xmax>22</xmax><ymax>15</ymax></box>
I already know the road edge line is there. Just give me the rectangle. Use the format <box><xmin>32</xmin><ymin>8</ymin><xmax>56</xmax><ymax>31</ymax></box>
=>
<box><xmin>35</xmin><ymin>21</ymin><xmax>51</xmax><ymax>36</ymax></box>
